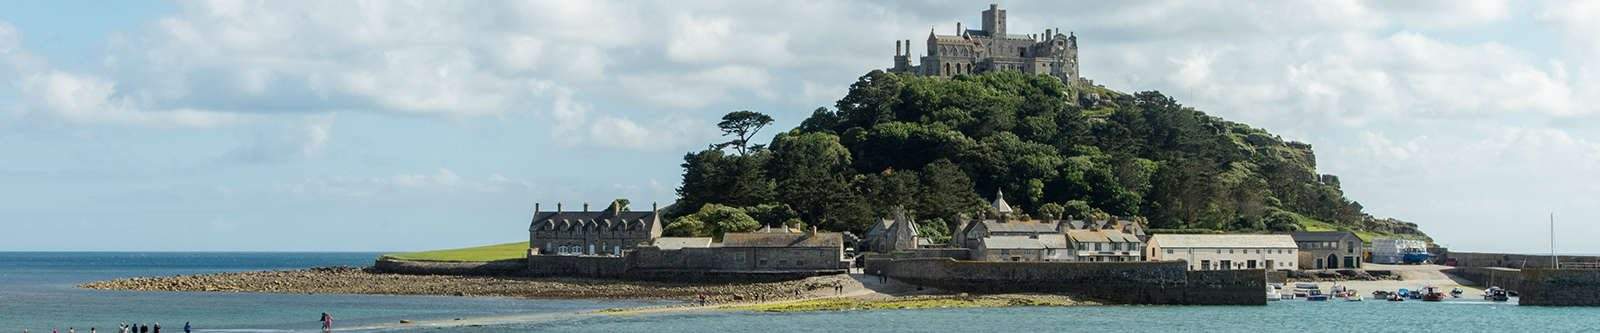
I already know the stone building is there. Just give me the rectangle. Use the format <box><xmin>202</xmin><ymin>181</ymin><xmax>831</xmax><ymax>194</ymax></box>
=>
<box><xmin>527</xmin><ymin>201</ymin><xmax>662</xmax><ymax>256</ymax></box>
<box><xmin>1146</xmin><ymin>234</ymin><xmax>1299</xmax><ymax>271</ymax></box>
<box><xmin>1065</xmin><ymin>229</ymin><xmax>1143</xmax><ymax>262</ymax></box>
<box><xmin>889</xmin><ymin>4</ymin><xmax>1082</xmax><ymax>85</ymax></box>
<box><xmin>863</xmin><ymin>207</ymin><xmax>924</xmax><ymax>253</ymax></box>
<box><xmin>718</xmin><ymin>227</ymin><xmax>848</xmax><ymax>271</ymax></box>
<box><xmin>955</xmin><ymin>190</ymin><xmax>1143</xmax><ymax>262</ymax></box>
<box><xmin>1290</xmin><ymin>231</ymin><xmax>1363</xmax><ymax>269</ymax></box>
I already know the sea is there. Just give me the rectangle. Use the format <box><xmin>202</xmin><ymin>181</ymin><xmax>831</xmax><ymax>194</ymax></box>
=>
<box><xmin>5</xmin><ymin>252</ymin><xmax>1600</xmax><ymax>333</ymax></box>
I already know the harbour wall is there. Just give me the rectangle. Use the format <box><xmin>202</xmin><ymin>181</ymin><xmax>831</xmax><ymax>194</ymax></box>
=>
<box><xmin>864</xmin><ymin>258</ymin><xmax>1264</xmax><ymax>305</ymax></box>
<box><xmin>1444</xmin><ymin>251</ymin><xmax>1600</xmax><ymax>269</ymax></box>
<box><xmin>523</xmin><ymin>251</ymin><xmax>844</xmax><ymax>282</ymax></box>
<box><xmin>1518</xmin><ymin>269</ymin><xmax>1600</xmax><ymax>306</ymax></box>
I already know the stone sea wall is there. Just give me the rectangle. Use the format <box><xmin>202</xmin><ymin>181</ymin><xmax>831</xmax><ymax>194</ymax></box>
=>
<box><xmin>1518</xmin><ymin>269</ymin><xmax>1600</xmax><ymax>306</ymax></box>
<box><xmin>1444</xmin><ymin>251</ymin><xmax>1600</xmax><ymax>269</ymax></box>
<box><xmin>864</xmin><ymin>258</ymin><xmax>1264</xmax><ymax>305</ymax></box>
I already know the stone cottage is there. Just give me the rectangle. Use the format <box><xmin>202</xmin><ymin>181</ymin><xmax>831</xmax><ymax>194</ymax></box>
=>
<box><xmin>1146</xmin><ymin>234</ymin><xmax>1299</xmax><ymax>271</ymax></box>
<box><xmin>863</xmin><ymin>207</ymin><xmax>923</xmax><ymax>253</ymax></box>
<box><xmin>528</xmin><ymin>201</ymin><xmax>662</xmax><ymax>256</ymax></box>
<box><xmin>1290</xmin><ymin>231</ymin><xmax>1363</xmax><ymax>269</ymax></box>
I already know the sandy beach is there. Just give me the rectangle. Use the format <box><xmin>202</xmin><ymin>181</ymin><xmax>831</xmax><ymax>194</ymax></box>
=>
<box><xmin>1291</xmin><ymin>263</ymin><xmax>1485</xmax><ymax>298</ymax></box>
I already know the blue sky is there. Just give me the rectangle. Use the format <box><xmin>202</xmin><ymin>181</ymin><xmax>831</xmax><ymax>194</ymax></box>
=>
<box><xmin>3</xmin><ymin>1</ymin><xmax>1598</xmax><ymax>253</ymax></box>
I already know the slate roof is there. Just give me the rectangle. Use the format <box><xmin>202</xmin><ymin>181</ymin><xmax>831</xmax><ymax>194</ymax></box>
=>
<box><xmin>529</xmin><ymin>210</ymin><xmax>657</xmax><ymax>231</ymax></box>
<box><xmin>1067</xmin><ymin>230</ymin><xmax>1139</xmax><ymax>243</ymax></box>
<box><xmin>1149</xmin><ymin>234</ymin><xmax>1297</xmax><ymax>249</ymax></box>
<box><xmin>1289</xmin><ymin>231</ymin><xmax>1360</xmax><ymax>243</ymax></box>
<box><xmin>653</xmin><ymin>237</ymin><xmax>713</xmax><ymax>250</ymax></box>
<box><xmin>981</xmin><ymin>220</ymin><xmax>1058</xmax><ymax>233</ymax></box>
<box><xmin>980</xmin><ymin>234</ymin><xmax>1069</xmax><ymax>250</ymax></box>
<box><xmin>721</xmin><ymin>232</ymin><xmax>844</xmax><ymax>248</ymax></box>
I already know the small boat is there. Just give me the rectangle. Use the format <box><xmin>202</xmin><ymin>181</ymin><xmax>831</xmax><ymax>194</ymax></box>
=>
<box><xmin>1293</xmin><ymin>283</ymin><xmax>1319</xmax><ymax>298</ymax></box>
<box><xmin>1483</xmin><ymin>287</ymin><xmax>1510</xmax><ymax>302</ymax></box>
<box><xmin>1345</xmin><ymin>294</ymin><xmax>1364</xmax><ymax>302</ymax></box>
<box><xmin>1267</xmin><ymin>285</ymin><xmax>1282</xmax><ymax>301</ymax></box>
<box><xmin>1373</xmin><ymin>290</ymin><xmax>1392</xmax><ymax>298</ymax></box>
<box><xmin>1422</xmin><ymin>286</ymin><xmax>1447</xmax><ymax>302</ymax></box>
<box><xmin>1387</xmin><ymin>293</ymin><xmax>1405</xmax><ymax>302</ymax></box>
<box><xmin>1398</xmin><ymin>288</ymin><xmax>1412</xmax><ymax>299</ymax></box>
<box><xmin>1450</xmin><ymin>288</ymin><xmax>1464</xmax><ymax>298</ymax></box>
<box><xmin>1305</xmin><ymin>290</ymin><xmax>1329</xmax><ymax>301</ymax></box>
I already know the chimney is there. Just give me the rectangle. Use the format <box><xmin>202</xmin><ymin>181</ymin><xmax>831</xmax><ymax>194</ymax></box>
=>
<box><xmin>1046</xmin><ymin>29</ymin><xmax>1052</xmax><ymax>38</ymax></box>
<box><xmin>906</xmin><ymin>40</ymin><xmax>912</xmax><ymax>55</ymax></box>
<box><xmin>583</xmin><ymin>203</ymin><xmax>590</xmax><ymax>212</ymax></box>
<box><xmin>957</xmin><ymin>22</ymin><xmax>962</xmax><ymax>34</ymax></box>
<box><xmin>535</xmin><ymin>203</ymin><xmax>541</xmax><ymax>213</ymax></box>
<box><xmin>652</xmin><ymin>202</ymin><xmax>658</xmax><ymax>212</ymax></box>
<box><xmin>556</xmin><ymin>202</ymin><xmax>563</xmax><ymax>212</ymax></box>
<box><xmin>896</xmin><ymin>40</ymin><xmax>902</xmax><ymax>56</ymax></box>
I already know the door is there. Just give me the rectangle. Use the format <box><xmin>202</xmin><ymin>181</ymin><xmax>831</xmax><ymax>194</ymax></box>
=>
<box><xmin>1327</xmin><ymin>253</ymin><xmax>1339</xmax><ymax>269</ymax></box>
<box><xmin>1267</xmin><ymin>260</ymin><xmax>1275</xmax><ymax>270</ymax></box>
<box><xmin>1344</xmin><ymin>256</ymin><xmax>1356</xmax><ymax>269</ymax></box>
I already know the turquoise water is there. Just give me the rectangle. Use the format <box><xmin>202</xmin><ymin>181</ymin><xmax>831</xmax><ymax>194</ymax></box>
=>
<box><xmin>8</xmin><ymin>253</ymin><xmax>1600</xmax><ymax>332</ymax></box>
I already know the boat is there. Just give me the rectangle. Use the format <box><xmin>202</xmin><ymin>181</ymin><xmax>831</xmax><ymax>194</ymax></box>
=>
<box><xmin>1450</xmin><ymin>287</ymin><xmax>1463</xmax><ymax>298</ymax></box>
<box><xmin>1344</xmin><ymin>294</ymin><xmax>1364</xmax><ymax>302</ymax></box>
<box><xmin>1305</xmin><ymin>290</ymin><xmax>1329</xmax><ymax>301</ymax></box>
<box><xmin>1267</xmin><ymin>284</ymin><xmax>1282</xmax><ymax>301</ymax></box>
<box><xmin>1387</xmin><ymin>293</ymin><xmax>1405</xmax><ymax>302</ymax></box>
<box><xmin>1373</xmin><ymin>290</ymin><xmax>1392</xmax><ymax>299</ymax></box>
<box><xmin>1293</xmin><ymin>283</ymin><xmax>1319</xmax><ymax>298</ymax></box>
<box><xmin>1484</xmin><ymin>287</ymin><xmax>1510</xmax><ymax>302</ymax></box>
<box><xmin>1401</xmin><ymin>248</ymin><xmax>1433</xmax><ymax>264</ymax></box>
<box><xmin>1422</xmin><ymin>286</ymin><xmax>1447</xmax><ymax>302</ymax></box>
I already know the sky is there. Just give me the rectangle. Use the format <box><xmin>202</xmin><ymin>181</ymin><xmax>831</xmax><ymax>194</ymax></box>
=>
<box><xmin>2</xmin><ymin>0</ymin><xmax>1597</xmax><ymax>253</ymax></box>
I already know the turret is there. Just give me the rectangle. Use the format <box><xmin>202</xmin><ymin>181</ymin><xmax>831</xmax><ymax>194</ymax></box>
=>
<box><xmin>981</xmin><ymin>4</ymin><xmax>1005</xmax><ymax>37</ymax></box>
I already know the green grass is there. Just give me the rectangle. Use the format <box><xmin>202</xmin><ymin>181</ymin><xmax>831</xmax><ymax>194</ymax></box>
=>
<box><xmin>1290</xmin><ymin>211</ymin><xmax>1426</xmax><ymax>243</ymax></box>
<box><xmin>382</xmin><ymin>242</ymin><xmax>528</xmax><ymax>262</ymax></box>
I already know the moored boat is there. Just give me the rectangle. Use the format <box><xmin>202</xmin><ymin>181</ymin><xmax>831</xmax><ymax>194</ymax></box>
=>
<box><xmin>1483</xmin><ymin>287</ymin><xmax>1510</xmax><ymax>302</ymax></box>
<box><xmin>1422</xmin><ymin>286</ymin><xmax>1447</xmax><ymax>302</ymax></box>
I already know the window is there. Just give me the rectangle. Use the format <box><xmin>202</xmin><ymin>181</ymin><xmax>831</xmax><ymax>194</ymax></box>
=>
<box><xmin>796</xmin><ymin>260</ymin><xmax>806</xmax><ymax>267</ymax></box>
<box><xmin>1166</xmin><ymin>249</ymin><xmax>1174</xmax><ymax>254</ymax></box>
<box><xmin>759</xmin><ymin>259</ymin><xmax>769</xmax><ymax>267</ymax></box>
<box><xmin>1201</xmin><ymin>260</ymin><xmax>1212</xmax><ymax>270</ymax></box>
<box><xmin>1094</xmin><ymin>243</ymin><xmax>1102</xmax><ymax>251</ymax></box>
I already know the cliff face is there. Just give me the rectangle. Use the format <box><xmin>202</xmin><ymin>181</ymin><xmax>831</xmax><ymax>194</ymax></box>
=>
<box><xmin>673</xmin><ymin>70</ymin><xmax>1430</xmax><ymax>241</ymax></box>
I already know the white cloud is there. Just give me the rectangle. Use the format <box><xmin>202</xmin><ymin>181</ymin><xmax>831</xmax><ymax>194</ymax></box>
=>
<box><xmin>280</xmin><ymin>168</ymin><xmax>533</xmax><ymax>198</ymax></box>
<box><xmin>666</xmin><ymin>13</ymin><xmax>794</xmax><ymax>66</ymax></box>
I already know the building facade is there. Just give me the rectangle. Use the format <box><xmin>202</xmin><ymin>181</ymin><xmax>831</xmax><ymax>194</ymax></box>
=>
<box><xmin>889</xmin><ymin>4</ymin><xmax>1081</xmax><ymax>84</ymax></box>
<box><xmin>1370</xmin><ymin>238</ymin><xmax>1427</xmax><ymax>264</ymax></box>
<box><xmin>1290</xmin><ymin>231</ymin><xmax>1363</xmax><ymax>269</ymax></box>
<box><xmin>956</xmin><ymin>189</ymin><xmax>1144</xmax><ymax>262</ymax></box>
<box><xmin>528</xmin><ymin>201</ymin><xmax>662</xmax><ymax>256</ymax></box>
<box><xmin>1066</xmin><ymin>230</ymin><xmax>1143</xmax><ymax>262</ymax></box>
<box><xmin>1146</xmin><ymin>234</ymin><xmax>1299</xmax><ymax>271</ymax></box>
<box><xmin>863</xmin><ymin>207</ymin><xmax>923</xmax><ymax>253</ymax></box>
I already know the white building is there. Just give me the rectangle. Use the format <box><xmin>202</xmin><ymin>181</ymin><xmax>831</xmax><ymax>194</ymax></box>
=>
<box><xmin>1146</xmin><ymin>234</ymin><xmax>1298</xmax><ymax>271</ymax></box>
<box><xmin>1370</xmin><ymin>238</ymin><xmax>1427</xmax><ymax>264</ymax></box>
<box><xmin>1065</xmin><ymin>230</ymin><xmax>1143</xmax><ymax>262</ymax></box>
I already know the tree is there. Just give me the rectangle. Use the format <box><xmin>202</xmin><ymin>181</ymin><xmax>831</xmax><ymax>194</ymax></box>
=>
<box><xmin>717</xmin><ymin>110</ymin><xmax>775</xmax><ymax>155</ymax></box>
<box><xmin>916</xmin><ymin>159</ymin><xmax>982</xmax><ymax>228</ymax></box>
<box><xmin>672</xmin><ymin>204</ymin><xmax>762</xmax><ymax>239</ymax></box>
<box><xmin>1038</xmin><ymin>202</ymin><xmax>1065</xmax><ymax>220</ymax></box>
<box><xmin>673</xmin><ymin>149</ymin><xmax>774</xmax><ymax>218</ymax></box>
<box><xmin>769</xmin><ymin>131</ymin><xmax>873</xmax><ymax>233</ymax></box>
<box><xmin>1062</xmin><ymin>200</ymin><xmax>1093</xmax><ymax>220</ymax></box>
<box><xmin>918</xmin><ymin>217</ymin><xmax>951</xmax><ymax>245</ymax></box>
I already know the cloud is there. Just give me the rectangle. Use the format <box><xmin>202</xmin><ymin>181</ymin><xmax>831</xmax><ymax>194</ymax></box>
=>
<box><xmin>222</xmin><ymin>116</ymin><xmax>335</xmax><ymax>164</ymax></box>
<box><xmin>279</xmin><ymin>168</ymin><xmax>534</xmax><ymax>199</ymax></box>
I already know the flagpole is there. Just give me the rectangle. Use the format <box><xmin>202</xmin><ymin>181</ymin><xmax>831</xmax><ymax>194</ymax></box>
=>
<box><xmin>1550</xmin><ymin>212</ymin><xmax>1557</xmax><ymax>270</ymax></box>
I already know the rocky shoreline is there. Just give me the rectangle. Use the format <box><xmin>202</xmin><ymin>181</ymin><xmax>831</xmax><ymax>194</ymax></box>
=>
<box><xmin>80</xmin><ymin>266</ymin><xmax>855</xmax><ymax>304</ymax></box>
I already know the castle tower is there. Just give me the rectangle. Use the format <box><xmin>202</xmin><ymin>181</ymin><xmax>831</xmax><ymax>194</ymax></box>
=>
<box><xmin>981</xmin><ymin>4</ymin><xmax>1005</xmax><ymax>37</ymax></box>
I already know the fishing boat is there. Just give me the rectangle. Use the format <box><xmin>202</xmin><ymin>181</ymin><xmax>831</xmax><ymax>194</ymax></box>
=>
<box><xmin>1267</xmin><ymin>284</ymin><xmax>1282</xmax><ymax>301</ymax></box>
<box><xmin>1483</xmin><ymin>287</ymin><xmax>1510</xmax><ymax>302</ymax></box>
<box><xmin>1450</xmin><ymin>287</ymin><xmax>1464</xmax><ymax>298</ymax></box>
<box><xmin>1344</xmin><ymin>293</ymin><xmax>1364</xmax><ymax>302</ymax></box>
<box><xmin>1401</xmin><ymin>247</ymin><xmax>1433</xmax><ymax>264</ymax></box>
<box><xmin>1373</xmin><ymin>290</ymin><xmax>1392</xmax><ymax>299</ymax></box>
<box><xmin>1305</xmin><ymin>290</ymin><xmax>1329</xmax><ymax>301</ymax></box>
<box><xmin>1387</xmin><ymin>292</ymin><xmax>1405</xmax><ymax>302</ymax></box>
<box><xmin>1422</xmin><ymin>286</ymin><xmax>1447</xmax><ymax>302</ymax></box>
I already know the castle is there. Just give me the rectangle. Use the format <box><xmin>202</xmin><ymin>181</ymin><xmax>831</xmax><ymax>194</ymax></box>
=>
<box><xmin>889</xmin><ymin>4</ymin><xmax>1081</xmax><ymax>85</ymax></box>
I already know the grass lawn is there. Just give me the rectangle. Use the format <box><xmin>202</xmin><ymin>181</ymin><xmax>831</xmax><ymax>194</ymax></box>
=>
<box><xmin>382</xmin><ymin>241</ymin><xmax>528</xmax><ymax>262</ymax></box>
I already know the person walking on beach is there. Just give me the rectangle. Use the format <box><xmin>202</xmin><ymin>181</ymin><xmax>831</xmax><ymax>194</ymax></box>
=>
<box><xmin>139</xmin><ymin>324</ymin><xmax>147</xmax><ymax>333</ymax></box>
<box><xmin>182</xmin><ymin>322</ymin><xmax>189</xmax><ymax>333</ymax></box>
<box><xmin>151</xmin><ymin>323</ymin><xmax>159</xmax><ymax>333</ymax></box>
<box><xmin>321</xmin><ymin>312</ymin><xmax>333</xmax><ymax>332</ymax></box>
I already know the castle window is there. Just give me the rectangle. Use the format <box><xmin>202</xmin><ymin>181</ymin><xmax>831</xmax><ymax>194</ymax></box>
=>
<box><xmin>1019</xmin><ymin>47</ymin><xmax>1025</xmax><ymax>57</ymax></box>
<box><xmin>944</xmin><ymin>63</ymin><xmax>951</xmax><ymax>76</ymax></box>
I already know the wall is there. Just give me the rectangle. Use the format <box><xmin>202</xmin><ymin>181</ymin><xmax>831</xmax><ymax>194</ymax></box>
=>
<box><xmin>864</xmin><ymin>258</ymin><xmax>1264</xmax><ymax>305</ymax></box>
<box><xmin>1444</xmin><ymin>251</ymin><xmax>1600</xmax><ymax>269</ymax></box>
<box><xmin>1519</xmin><ymin>269</ymin><xmax>1600</xmax><ymax>306</ymax></box>
<box><xmin>1445</xmin><ymin>267</ymin><xmax>1524</xmax><ymax>291</ymax></box>
<box><xmin>527</xmin><ymin>247</ymin><xmax>846</xmax><ymax>281</ymax></box>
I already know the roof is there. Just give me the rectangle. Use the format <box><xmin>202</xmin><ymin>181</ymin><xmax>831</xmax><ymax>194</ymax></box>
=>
<box><xmin>530</xmin><ymin>210</ymin><xmax>656</xmax><ymax>228</ymax></box>
<box><xmin>980</xmin><ymin>234</ymin><xmax>1068</xmax><ymax>250</ymax></box>
<box><xmin>991</xmin><ymin>189</ymin><xmax>1014</xmax><ymax>214</ymax></box>
<box><xmin>981</xmin><ymin>220</ymin><xmax>1057</xmax><ymax>233</ymax></box>
<box><xmin>653</xmin><ymin>237</ymin><xmax>713</xmax><ymax>250</ymax></box>
<box><xmin>1148</xmin><ymin>234</ymin><xmax>1297</xmax><ymax>249</ymax></box>
<box><xmin>1066</xmin><ymin>230</ymin><xmax>1139</xmax><ymax>243</ymax></box>
<box><xmin>1290</xmin><ymin>231</ymin><xmax>1360</xmax><ymax>242</ymax></box>
<box><xmin>721</xmin><ymin>232</ymin><xmax>844</xmax><ymax>248</ymax></box>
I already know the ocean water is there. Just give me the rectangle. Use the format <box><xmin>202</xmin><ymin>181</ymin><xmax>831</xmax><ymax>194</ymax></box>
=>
<box><xmin>8</xmin><ymin>253</ymin><xmax>1600</xmax><ymax>333</ymax></box>
<box><xmin>0</xmin><ymin>252</ymin><xmax>646</xmax><ymax>332</ymax></box>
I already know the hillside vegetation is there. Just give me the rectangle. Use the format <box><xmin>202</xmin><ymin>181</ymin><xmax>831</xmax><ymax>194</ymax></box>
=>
<box><xmin>667</xmin><ymin>70</ymin><xmax>1429</xmax><ymax>242</ymax></box>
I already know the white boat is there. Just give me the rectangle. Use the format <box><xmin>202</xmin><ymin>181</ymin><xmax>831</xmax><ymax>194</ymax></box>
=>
<box><xmin>1267</xmin><ymin>284</ymin><xmax>1283</xmax><ymax>301</ymax></box>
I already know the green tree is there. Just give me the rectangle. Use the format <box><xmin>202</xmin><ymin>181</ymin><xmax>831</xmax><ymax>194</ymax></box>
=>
<box><xmin>673</xmin><ymin>204</ymin><xmax>761</xmax><ymax>239</ymax></box>
<box><xmin>915</xmin><ymin>159</ymin><xmax>983</xmax><ymax>227</ymax></box>
<box><xmin>673</xmin><ymin>149</ymin><xmax>774</xmax><ymax>218</ymax></box>
<box><xmin>769</xmin><ymin>131</ymin><xmax>873</xmax><ymax>233</ymax></box>
<box><xmin>717</xmin><ymin>110</ymin><xmax>775</xmax><ymax>155</ymax></box>
<box><xmin>1038</xmin><ymin>202</ymin><xmax>1065</xmax><ymax>220</ymax></box>
<box><xmin>1062</xmin><ymin>200</ymin><xmax>1093</xmax><ymax>220</ymax></box>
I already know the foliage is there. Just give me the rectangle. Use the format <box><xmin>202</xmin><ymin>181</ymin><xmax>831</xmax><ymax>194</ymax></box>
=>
<box><xmin>717</xmin><ymin>110</ymin><xmax>776</xmax><ymax>155</ymax></box>
<box><xmin>668</xmin><ymin>204</ymin><xmax>761</xmax><ymax>239</ymax></box>
<box><xmin>669</xmin><ymin>70</ymin><xmax>1428</xmax><ymax>239</ymax></box>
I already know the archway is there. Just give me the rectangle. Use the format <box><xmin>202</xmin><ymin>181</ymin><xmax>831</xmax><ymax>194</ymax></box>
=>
<box><xmin>1326</xmin><ymin>253</ymin><xmax>1340</xmax><ymax>269</ymax></box>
